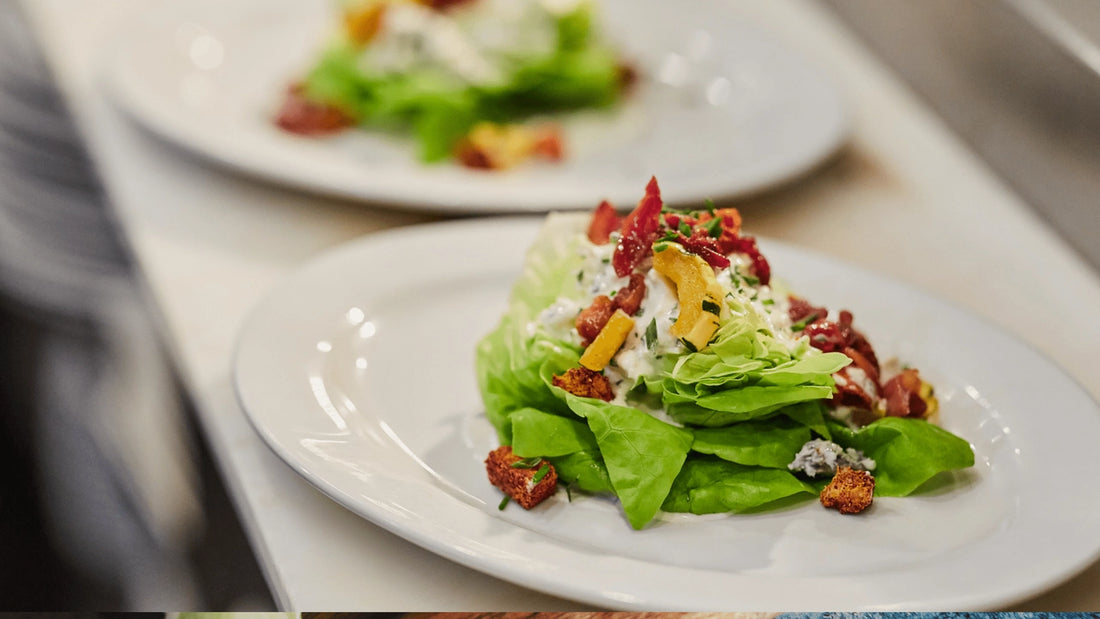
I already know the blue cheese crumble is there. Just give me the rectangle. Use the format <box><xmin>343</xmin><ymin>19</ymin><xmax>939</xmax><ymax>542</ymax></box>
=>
<box><xmin>788</xmin><ymin>439</ymin><xmax>875</xmax><ymax>478</ymax></box>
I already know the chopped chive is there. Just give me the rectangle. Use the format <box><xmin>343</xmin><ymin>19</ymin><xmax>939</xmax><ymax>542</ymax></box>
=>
<box><xmin>704</xmin><ymin>198</ymin><xmax>716</xmax><ymax>215</ymax></box>
<box><xmin>678</xmin><ymin>222</ymin><xmax>692</xmax><ymax>236</ymax></box>
<box><xmin>601</xmin><ymin>257</ymin><xmax>610</xmax><ymax>264</ymax></box>
<box><xmin>702</xmin><ymin>299</ymin><xmax>721</xmax><ymax>315</ymax></box>
<box><xmin>744</xmin><ymin>275</ymin><xmax>760</xmax><ymax>286</ymax></box>
<box><xmin>704</xmin><ymin>217</ymin><xmax>723</xmax><ymax>238</ymax></box>
<box><xmin>644</xmin><ymin>318</ymin><xmax>658</xmax><ymax>350</ymax></box>
<box><xmin>576</xmin><ymin>270</ymin><xmax>583</xmax><ymax>282</ymax></box>
<box><xmin>762</xmin><ymin>298</ymin><xmax>775</xmax><ymax>306</ymax></box>
<box><xmin>498</xmin><ymin>495</ymin><xmax>511</xmax><ymax>510</ymax></box>
<box><xmin>653</xmin><ymin>242</ymin><xmax>669</xmax><ymax>253</ymax></box>
<box><xmin>511</xmin><ymin>456</ymin><xmax>542</xmax><ymax>469</ymax></box>
<box><xmin>532</xmin><ymin>464</ymin><xmax>551</xmax><ymax>484</ymax></box>
<box><xmin>791</xmin><ymin>313</ymin><xmax>819</xmax><ymax>332</ymax></box>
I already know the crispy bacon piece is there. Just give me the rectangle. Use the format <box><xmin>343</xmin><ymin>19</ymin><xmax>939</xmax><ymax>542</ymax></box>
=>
<box><xmin>423</xmin><ymin>0</ymin><xmax>478</xmax><ymax>10</ymax></box>
<box><xmin>617</xmin><ymin>62</ymin><xmax>639</xmax><ymax>93</ymax></box>
<box><xmin>700</xmin><ymin>207</ymin><xmax>743</xmax><ymax>237</ymax></box>
<box><xmin>485</xmin><ymin>446</ymin><xmax>558</xmax><ymax>509</ymax></box>
<box><xmin>793</xmin><ymin>301</ymin><xmax>886</xmax><ymax>413</ymax></box>
<box><xmin>843</xmin><ymin>346</ymin><xmax>881</xmax><ymax>385</ymax></box>
<box><xmin>662</xmin><ymin>207</ymin><xmax>743</xmax><ymax>270</ymax></box>
<box><xmin>613</xmin><ymin>273</ymin><xmax>647</xmax><ymax>316</ymax></box>
<box><xmin>662</xmin><ymin>212</ymin><xmax>696</xmax><ymax>230</ymax></box>
<box><xmin>788</xmin><ymin>296</ymin><xmax>828</xmax><ymax>326</ymax></box>
<box><xmin>833</xmin><ymin>351</ymin><xmax>881</xmax><ymax>411</ymax></box>
<box><xmin>883</xmin><ymin>368</ymin><xmax>932</xmax><ymax>418</ymax></box>
<box><xmin>676</xmin><ymin>228</ymin><xmax>731</xmax><ymax>269</ymax></box>
<box><xmin>455</xmin><ymin>123</ymin><xmax>564</xmax><ymax>170</ymax></box>
<box><xmin>575</xmin><ymin>295</ymin><xmax>615</xmax><ymax>343</ymax></box>
<box><xmin>802</xmin><ymin>310</ymin><xmax>880</xmax><ymax>375</ymax></box>
<box><xmin>275</xmin><ymin>85</ymin><xmax>354</xmax><ymax>136</ymax></box>
<box><xmin>574</xmin><ymin>274</ymin><xmax>647</xmax><ymax>343</ymax></box>
<box><xmin>723</xmin><ymin>235</ymin><xmax>770</xmax><ymax>286</ymax></box>
<box><xmin>531</xmin><ymin>126</ymin><xmax>564</xmax><ymax>161</ymax></box>
<box><xmin>587</xmin><ymin>200</ymin><xmax>621</xmax><ymax>244</ymax></box>
<box><xmin>454</xmin><ymin>141</ymin><xmax>492</xmax><ymax>168</ymax></box>
<box><xmin>613</xmin><ymin>176</ymin><xmax>663</xmax><ymax>277</ymax></box>
<box><xmin>453</xmin><ymin>140</ymin><xmax>492</xmax><ymax>168</ymax></box>
<box><xmin>552</xmin><ymin>367</ymin><xmax>615</xmax><ymax>401</ymax></box>
<box><xmin>820</xmin><ymin>467</ymin><xmax>875</xmax><ymax>514</ymax></box>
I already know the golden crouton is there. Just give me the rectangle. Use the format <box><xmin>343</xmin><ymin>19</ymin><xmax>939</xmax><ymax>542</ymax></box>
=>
<box><xmin>485</xmin><ymin>446</ymin><xmax>558</xmax><ymax>509</ymax></box>
<box><xmin>552</xmin><ymin>367</ymin><xmax>615</xmax><ymax>401</ymax></box>
<box><xmin>820</xmin><ymin>466</ymin><xmax>875</xmax><ymax>514</ymax></box>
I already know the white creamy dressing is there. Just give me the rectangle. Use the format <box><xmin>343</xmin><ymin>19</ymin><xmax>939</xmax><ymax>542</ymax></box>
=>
<box><xmin>714</xmin><ymin>254</ymin><xmax>802</xmax><ymax>353</ymax></box>
<box><xmin>357</xmin><ymin>0</ymin><xmax>583</xmax><ymax>86</ymax></box>
<box><xmin>532</xmin><ymin>232</ymin><xmax>810</xmax><ymax>411</ymax></box>
<box><xmin>834</xmin><ymin>366</ymin><xmax>878</xmax><ymax>397</ymax></box>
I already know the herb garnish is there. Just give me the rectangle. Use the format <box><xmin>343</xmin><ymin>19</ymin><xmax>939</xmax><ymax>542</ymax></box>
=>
<box><xmin>644</xmin><ymin>318</ymin><xmax>658</xmax><ymax>350</ymax></box>
<box><xmin>791</xmin><ymin>313</ymin><xmax>819</xmax><ymax>331</ymax></box>
<box><xmin>498</xmin><ymin>496</ymin><xmax>511</xmax><ymax>510</ymax></box>
<box><xmin>510</xmin><ymin>456</ymin><xmax>542</xmax><ymax>469</ymax></box>
<box><xmin>704</xmin><ymin>217</ymin><xmax>723</xmax><ymax>238</ymax></box>
<box><xmin>531</xmin><ymin>464</ymin><xmax>551</xmax><ymax>484</ymax></box>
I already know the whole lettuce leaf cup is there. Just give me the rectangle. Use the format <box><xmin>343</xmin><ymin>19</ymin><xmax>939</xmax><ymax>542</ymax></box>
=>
<box><xmin>477</xmin><ymin>190</ymin><xmax>973</xmax><ymax>529</ymax></box>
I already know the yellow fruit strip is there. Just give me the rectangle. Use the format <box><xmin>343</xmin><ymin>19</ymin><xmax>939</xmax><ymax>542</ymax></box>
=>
<box><xmin>652</xmin><ymin>243</ymin><xmax>724</xmax><ymax>351</ymax></box>
<box><xmin>579</xmin><ymin>309</ymin><xmax>635</xmax><ymax>371</ymax></box>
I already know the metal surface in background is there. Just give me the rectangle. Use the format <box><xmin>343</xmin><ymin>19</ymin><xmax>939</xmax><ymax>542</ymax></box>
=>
<box><xmin>821</xmin><ymin>0</ymin><xmax>1100</xmax><ymax>273</ymax></box>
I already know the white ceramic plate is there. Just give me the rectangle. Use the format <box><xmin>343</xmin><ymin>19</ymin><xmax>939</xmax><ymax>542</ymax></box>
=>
<box><xmin>107</xmin><ymin>0</ymin><xmax>848</xmax><ymax>212</ymax></box>
<box><xmin>234</xmin><ymin>217</ymin><xmax>1100</xmax><ymax>610</ymax></box>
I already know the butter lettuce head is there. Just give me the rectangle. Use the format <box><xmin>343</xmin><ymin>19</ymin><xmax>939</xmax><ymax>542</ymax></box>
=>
<box><xmin>476</xmin><ymin>213</ymin><xmax>974</xmax><ymax>528</ymax></box>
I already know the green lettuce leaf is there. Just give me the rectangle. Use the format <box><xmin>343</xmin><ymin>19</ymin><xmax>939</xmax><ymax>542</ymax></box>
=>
<box><xmin>560</xmin><ymin>393</ymin><xmax>693</xmax><ymax>529</ymax></box>
<box><xmin>690</xmin><ymin>417</ymin><xmax>811</xmax><ymax>468</ymax></box>
<box><xmin>829</xmin><ymin>417</ymin><xmax>975</xmax><ymax>496</ymax></box>
<box><xmin>551</xmin><ymin>450</ymin><xmax>614</xmax><ymax>495</ymax></box>
<box><xmin>511</xmin><ymin>407</ymin><xmax>598</xmax><ymax>458</ymax></box>
<box><xmin>475</xmin><ymin>215</ymin><xmax>587</xmax><ymax>442</ymax></box>
<box><xmin>508</xmin><ymin>407</ymin><xmax>614</xmax><ymax>494</ymax></box>
<box><xmin>663</xmin><ymin>456</ymin><xmax>817</xmax><ymax>514</ymax></box>
<box><xmin>475</xmin><ymin>319</ymin><xmax>577</xmax><ymax>442</ymax></box>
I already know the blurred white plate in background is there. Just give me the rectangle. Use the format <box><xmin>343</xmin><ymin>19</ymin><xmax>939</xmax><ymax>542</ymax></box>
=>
<box><xmin>233</xmin><ymin>216</ymin><xmax>1100</xmax><ymax>609</ymax></box>
<box><xmin>106</xmin><ymin>0</ymin><xmax>848</xmax><ymax>212</ymax></box>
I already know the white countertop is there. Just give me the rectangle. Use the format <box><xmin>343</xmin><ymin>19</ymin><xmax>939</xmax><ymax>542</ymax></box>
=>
<box><xmin>23</xmin><ymin>0</ymin><xmax>1100</xmax><ymax>610</ymax></box>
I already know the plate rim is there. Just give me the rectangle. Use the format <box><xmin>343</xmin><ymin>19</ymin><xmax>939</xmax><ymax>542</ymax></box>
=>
<box><xmin>232</xmin><ymin>216</ymin><xmax>1100</xmax><ymax>610</ymax></box>
<box><xmin>103</xmin><ymin>0</ymin><xmax>851</xmax><ymax>213</ymax></box>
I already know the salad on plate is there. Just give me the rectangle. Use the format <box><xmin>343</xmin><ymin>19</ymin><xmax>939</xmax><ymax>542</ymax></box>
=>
<box><xmin>276</xmin><ymin>0</ymin><xmax>632</xmax><ymax>169</ymax></box>
<box><xmin>477</xmin><ymin>178</ymin><xmax>974</xmax><ymax>528</ymax></box>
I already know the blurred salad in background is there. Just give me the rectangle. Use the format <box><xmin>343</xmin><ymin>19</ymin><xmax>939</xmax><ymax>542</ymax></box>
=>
<box><xmin>276</xmin><ymin>0</ymin><xmax>634</xmax><ymax>169</ymax></box>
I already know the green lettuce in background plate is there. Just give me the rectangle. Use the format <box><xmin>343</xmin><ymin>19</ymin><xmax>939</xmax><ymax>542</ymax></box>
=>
<box><xmin>292</xmin><ymin>0</ymin><xmax>627</xmax><ymax>164</ymax></box>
